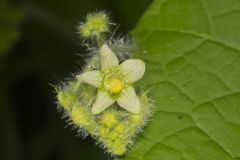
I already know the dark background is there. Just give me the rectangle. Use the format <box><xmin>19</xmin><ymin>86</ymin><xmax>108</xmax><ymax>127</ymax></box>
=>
<box><xmin>0</xmin><ymin>0</ymin><xmax>152</xmax><ymax>160</ymax></box>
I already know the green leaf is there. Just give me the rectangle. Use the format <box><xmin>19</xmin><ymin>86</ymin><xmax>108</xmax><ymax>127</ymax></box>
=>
<box><xmin>0</xmin><ymin>0</ymin><xmax>22</xmax><ymax>57</ymax></box>
<box><xmin>120</xmin><ymin>0</ymin><xmax>240</xmax><ymax>159</ymax></box>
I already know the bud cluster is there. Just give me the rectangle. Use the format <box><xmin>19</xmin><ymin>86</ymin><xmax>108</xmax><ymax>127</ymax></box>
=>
<box><xmin>56</xmin><ymin>12</ymin><xmax>153</xmax><ymax>156</ymax></box>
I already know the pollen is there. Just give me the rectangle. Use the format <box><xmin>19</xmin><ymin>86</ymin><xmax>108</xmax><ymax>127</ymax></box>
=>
<box><xmin>108</xmin><ymin>78</ymin><xmax>124</xmax><ymax>94</ymax></box>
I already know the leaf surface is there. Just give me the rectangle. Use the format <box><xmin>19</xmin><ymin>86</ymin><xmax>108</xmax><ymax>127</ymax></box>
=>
<box><xmin>121</xmin><ymin>0</ymin><xmax>240</xmax><ymax>159</ymax></box>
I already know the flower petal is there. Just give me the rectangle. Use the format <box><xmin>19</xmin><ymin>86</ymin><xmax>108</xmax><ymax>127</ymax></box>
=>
<box><xmin>92</xmin><ymin>91</ymin><xmax>115</xmax><ymax>115</ymax></box>
<box><xmin>76</xmin><ymin>70</ymin><xmax>101</xmax><ymax>87</ymax></box>
<box><xmin>99</xmin><ymin>44</ymin><xmax>119</xmax><ymax>70</ymax></box>
<box><xmin>116</xmin><ymin>86</ymin><xmax>140</xmax><ymax>113</ymax></box>
<box><xmin>120</xmin><ymin>59</ymin><xmax>145</xmax><ymax>83</ymax></box>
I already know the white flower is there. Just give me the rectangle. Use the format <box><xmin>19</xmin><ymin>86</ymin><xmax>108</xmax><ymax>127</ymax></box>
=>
<box><xmin>77</xmin><ymin>44</ymin><xmax>145</xmax><ymax>115</ymax></box>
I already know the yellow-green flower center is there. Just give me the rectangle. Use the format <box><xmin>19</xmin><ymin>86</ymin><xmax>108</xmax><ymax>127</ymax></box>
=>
<box><xmin>107</xmin><ymin>78</ymin><xmax>124</xmax><ymax>94</ymax></box>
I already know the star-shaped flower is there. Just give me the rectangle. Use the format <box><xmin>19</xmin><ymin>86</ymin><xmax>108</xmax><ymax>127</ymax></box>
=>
<box><xmin>77</xmin><ymin>44</ymin><xmax>145</xmax><ymax>115</ymax></box>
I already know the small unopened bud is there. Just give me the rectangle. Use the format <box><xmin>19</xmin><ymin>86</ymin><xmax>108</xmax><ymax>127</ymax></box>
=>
<box><xmin>79</xmin><ymin>12</ymin><xmax>109</xmax><ymax>38</ymax></box>
<box><xmin>57</xmin><ymin>91</ymin><xmax>77</xmax><ymax>111</ymax></box>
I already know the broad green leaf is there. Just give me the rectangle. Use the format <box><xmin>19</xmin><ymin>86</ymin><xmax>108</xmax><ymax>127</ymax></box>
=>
<box><xmin>0</xmin><ymin>0</ymin><xmax>22</xmax><ymax>57</ymax></box>
<box><xmin>119</xmin><ymin>0</ymin><xmax>240</xmax><ymax>159</ymax></box>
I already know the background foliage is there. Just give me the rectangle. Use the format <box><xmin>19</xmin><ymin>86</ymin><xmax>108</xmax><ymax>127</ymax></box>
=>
<box><xmin>0</xmin><ymin>0</ymin><xmax>151</xmax><ymax>160</ymax></box>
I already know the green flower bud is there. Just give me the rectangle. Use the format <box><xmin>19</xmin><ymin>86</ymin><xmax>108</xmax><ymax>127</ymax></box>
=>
<box><xmin>79</xmin><ymin>12</ymin><xmax>109</xmax><ymax>38</ymax></box>
<box><xmin>110</xmin><ymin>140</ymin><xmax>127</xmax><ymax>155</ymax></box>
<box><xmin>100</xmin><ymin>111</ymin><xmax>118</xmax><ymax>128</ymax></box>
<box><xmin>57</xmin><ymin>91</ymin><xmax>77</xmax><ymax>111</ymax></box>
<box><xmin>71</xmin><ymin>104</ymin><xmax>96</xmax><ymax>133</ymax></box>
